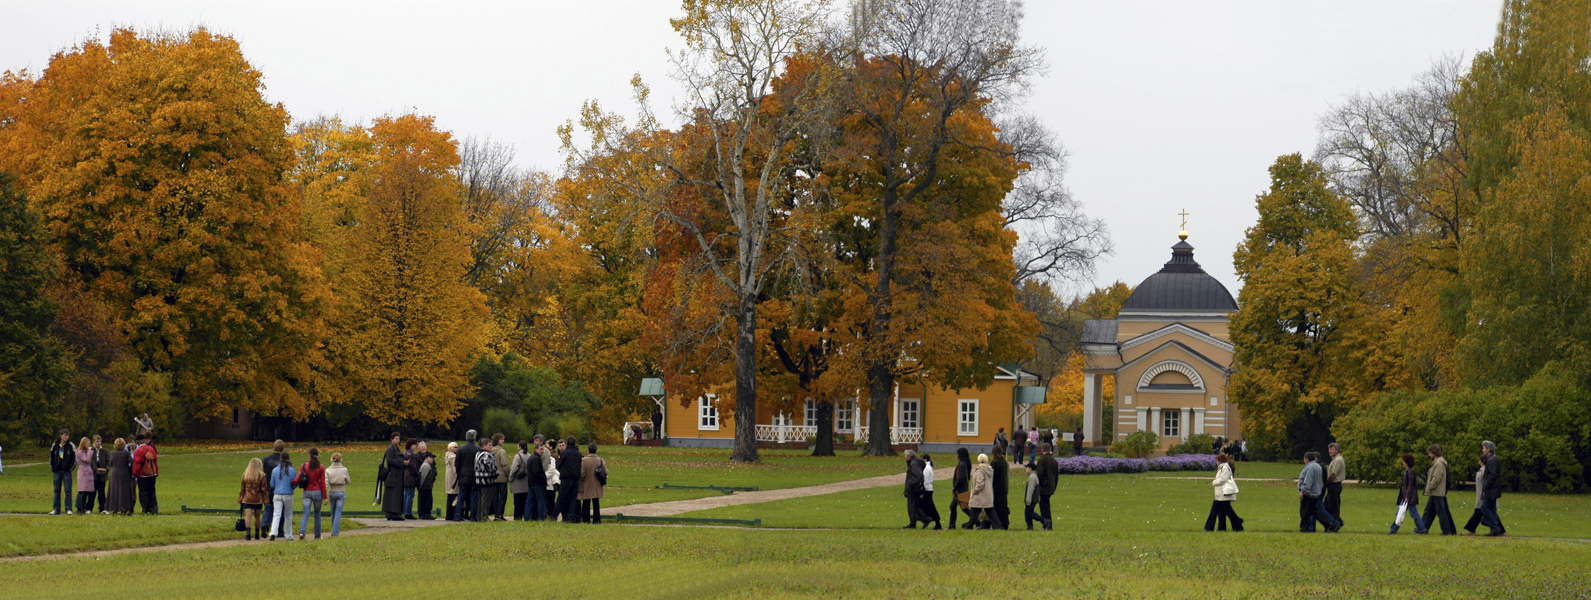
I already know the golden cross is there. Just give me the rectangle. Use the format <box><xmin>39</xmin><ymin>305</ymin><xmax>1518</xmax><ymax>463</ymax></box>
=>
<box><xmin>1178</xmin><ymin>209</ymin><xmax>1189</xmax><ymax>230</ymax></box>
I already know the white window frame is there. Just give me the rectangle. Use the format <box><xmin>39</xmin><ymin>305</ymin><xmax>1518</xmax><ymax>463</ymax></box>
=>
<box><xmin>698</xmin><ymin>395</ymin><xmax>719</xmax><ymax>431</ymax></box>
<box><xmin>899</xmin><ymin>398</ymin><xmax>920</xmax><ymax>429</ymax></box>
<box><xmin>835</xmin><ymin>400</ymin><xmax>855</xmax><ymax>432</ymax></box>
<box><xmin>1162</xmin><ymin>409</ymin><xmax>1179</xmax><ymax>438</ymax></box>
<box><xmin>958</xmin><ymin>399</ymin><xmax>979</xmax><ymax>437</ymax></box>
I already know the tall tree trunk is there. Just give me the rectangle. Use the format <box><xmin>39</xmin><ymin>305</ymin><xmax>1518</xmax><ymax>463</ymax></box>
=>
<box><xmin>863</xmin><ymin>186</ymin><xmax>900</xmax><ymax>457</ymax></box>
<box><xmin>812</xmin><ymin>400</ymin><xmax>835</xmax><ymax>456</ymax></box>
<box><xmin>731</xmin><ymin>292</ymin><xmax>760</xmax><ymax>463</ymax></box>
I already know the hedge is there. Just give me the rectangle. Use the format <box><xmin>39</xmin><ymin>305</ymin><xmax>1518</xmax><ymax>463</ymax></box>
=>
<box><xmin>1331</xmin><ymin>363</ymin><xmax>1591</xmax><ymax>493</ymax></box>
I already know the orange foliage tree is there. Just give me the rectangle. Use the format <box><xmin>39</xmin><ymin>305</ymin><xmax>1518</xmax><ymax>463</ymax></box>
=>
<box><xmin>0</xmin><ymin>28</ymin><xmax>332</xmax><ymax>422</ymax></box>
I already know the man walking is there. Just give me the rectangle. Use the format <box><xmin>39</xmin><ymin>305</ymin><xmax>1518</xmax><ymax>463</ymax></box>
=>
<box><xmin>49</xmin><ymin>429</ymin><xmax>73</xmax><ymax>515</ymax></box>
<box><xmin>902</xmin><ymin>450</ymin><xmax>925</xmax><ymax>528</ymax></box>
<box><xmin>1325</xmin><ymin>443</ymin><xmax>1346</xmax><ymax>529</ymax></box>
<box><xmin>1476</xmin><ymin>440</ymin><xmax>1506</xmax><ymax>536</ymax></box>
<box><xmin>1297</xmin><ymin>452</ymin><xmax>1339</xmax><ymax>532</ymax></box>
<box><xmin>1422</xmin><ymin>444</ymin><xmax>1456</xmax><ymax>535</ymax></box>
<box><xmin>994</xmin><ymin>428</ymin><xmax>1008</xmax><ymax>457</ymax></box>
<box><xmin>454</xmin><ymin>430</ymin><xmax>481</xmax><ymax>522</ymax></box>
<box><xmin>1036</xmin><ymin>443</ymin><xmax>1058</xmax><ymax>530</ymax></box>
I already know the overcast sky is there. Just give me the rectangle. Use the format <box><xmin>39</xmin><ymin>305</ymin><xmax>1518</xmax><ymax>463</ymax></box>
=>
<box><xmin>2</xmin><ymin>0</ymin><xmax>1505</xmax><ymax>297</ymax></box>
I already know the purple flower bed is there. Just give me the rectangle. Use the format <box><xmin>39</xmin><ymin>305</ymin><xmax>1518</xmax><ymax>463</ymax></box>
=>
<box><xmin>1053</xmin><ymin>453</ymin><xmax>1218</xmax><ymax>474</ymax></box>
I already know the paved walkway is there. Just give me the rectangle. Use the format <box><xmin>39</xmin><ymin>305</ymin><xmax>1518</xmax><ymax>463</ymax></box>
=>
<box><xmin>617</xmin><ymin>465</ymin><xmax>957</xmax><ymax>517</ymax></box>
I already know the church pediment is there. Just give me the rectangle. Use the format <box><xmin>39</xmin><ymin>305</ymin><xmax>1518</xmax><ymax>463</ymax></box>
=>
<box><xmin>1121</xmin><ymin>323</ymin><xmax>1233</xmax><ymax>353</ymax></box>
<box><xmin>1117</xmin><ymin>339</ymin><xmax>1232</xmax><ymax>375</ymax></box>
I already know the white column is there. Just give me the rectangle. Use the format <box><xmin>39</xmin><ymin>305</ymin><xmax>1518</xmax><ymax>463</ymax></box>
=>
<box><xmin>1135</xmin><ymin>407</ymin><xmax>1148</xmax><ymax>433</ymax></box>
<box><xmin>891</xmin><ymin>384</ymin><xmax>900</xmax><ymax>444</ymax></box>
<box><xmin>1194</xmin><ymin>408</ymin><xmax>1206</xmax><ymax>435</ymax></box>
<box><xmin>1082</xmin><ymin>372</ymin><xmax>1101</xmax><ymax>445</ymax></box>
<box><xmin>1180</xmin><ymin>407</ymin><xmax>1192</xmax><ymax>441</ymax></box>
<box><xmin>1149</xmin><ymin>407</ymin><xmax>1161</xmax><ymax>436</ymax></box>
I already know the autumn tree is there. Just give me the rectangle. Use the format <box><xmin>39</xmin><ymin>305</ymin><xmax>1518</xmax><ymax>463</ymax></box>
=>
<box><xmin>0</xmin><ymin>173</ymin><xmax>73</xmax><ymax>448</ymax></box>
<box><xmin>834</xmin><ymin>0</ymin><xmax>1045</xmax><ymax>455</ymax></box>
<box><xmin>329</xmin><ymin>114</ymin><xmax>489</xmax><ymax>425</ymax></box>
<box><xmin>0</xmin><ymin>29</ymin><xmax>333</xmax><ymax>422</ymax></box>
<box><xmin>1229</xmin><ymin>154</ymin><xmax>1392</xmax><ymax>456</ymax></box>
<box><xmin>1459</xmin><ymin>109</ymin><xmax>1591</xmax><ymax>384</ymax></box>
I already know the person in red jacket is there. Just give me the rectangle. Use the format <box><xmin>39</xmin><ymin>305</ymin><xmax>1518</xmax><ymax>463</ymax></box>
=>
<box><xmin>131</xmin><ymin>434</ymin><xmax>159</xmax><ymax>514</ymax></box>
<box><xmin>297</xmin><ymin>448</ymin><xmax>328</xmax><ymax>539</ymax></box>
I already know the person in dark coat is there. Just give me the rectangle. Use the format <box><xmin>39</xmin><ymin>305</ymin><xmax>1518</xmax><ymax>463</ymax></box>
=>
<box><xmin>1387</xmin><ymin>452</ymin><xmax>1428</xmax><ymax>534</ymax></box>
<box><xmin>402</xmin><ymin>438</ymin><xmax>420</xmax><ymax>519</ymax></box>
<box><xmin>381</xmin><ymin>432</ymin><xmax>407</xmax><ymax>521</ymax></box>
<box><xmin>1036</xmin><ymin>443</ymin><xmax>1059</xmax><ymax>530</ymax></box>
<box><xmin>49</xmin><ymin>429</ymin><xmax>73</xmax><ymax>515</ymax></box>
<box><xmin>1073</xmin><ymin>426</ymin><xmax>1085</xmax><ymax>458</ymax></box>
<box><xmin>1477</xmin><ymin>440</ymin><xmax>1505</xmax><ymax>536</ymax></box>
<box><xmin>949</xmin><ymin>448</ymin><xmax>973</xmax><ymax>529</ymax></box>
<box><xmin>991</xmin><ymin>446</ymin><xmax>1011</xmax><ymax>530</ymax></box>
<box><xmin>527</xmin><ymin>436</ymin><xmax>549</xmax><ymax>521</ymax></box>
<box><xmin>557</xmin><ymin>436</ymin><xmax>584</xmax><ymax>523</ymax></box>
<box><xmin>454</xmin><ymin>430</ymin><xmax>481</xmax><ymax>522</ymax></box>
<box><xmin>651</xmin><ymin>408</ymin><xmax>664</xmax><ymax>440</ymax></box>
<box><xmin>902</xmin><ymin>449</ymin><xmax>925</xmax><ymax>528</ymax></box>
<box><xmin>90</xmin><ymin>435</ymin><xmax>109</xmax><ymax>513</ymax></box>
<box><xmin>105</xmin><ymin>437</ymin><xmax>135</xmax><ymax>514</ymax></box>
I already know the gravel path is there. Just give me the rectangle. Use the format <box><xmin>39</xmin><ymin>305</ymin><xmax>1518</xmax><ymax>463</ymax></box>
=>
<box><xmin>616</xmin><ymin>464</ymin><xmax>957</xmax><ymax>517</ymax></box>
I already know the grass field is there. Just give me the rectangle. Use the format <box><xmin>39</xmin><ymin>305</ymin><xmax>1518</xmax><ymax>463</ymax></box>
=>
<box><xmin>0</xmin><ymin>443</ymin><xmax>907</xmax><ymax>514</ymax></box>
<box><xmin>1</xmin><ymin>520</ymin><xmax>1587</xmax><ymax>598</ymax></box>
<box><xmin>681</xmin><ymin>461</ymin><xmax>1591</xmax><ymax>537</ymax></box>
<box><xmin>0</xmin><ymin>514</ymin><xmax>249</xmax><ymax>558</ymax></box>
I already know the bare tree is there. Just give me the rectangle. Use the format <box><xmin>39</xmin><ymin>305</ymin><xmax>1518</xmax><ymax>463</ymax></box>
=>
<box><xmin>1314</xmin><ymin>55</ymin><xmax>1469</xmax><ymax>250</ymax></box>
<box><xmin>650</xmin><ymin>0</ymin><xmax>835</xmax><ymax>462</ymax></box>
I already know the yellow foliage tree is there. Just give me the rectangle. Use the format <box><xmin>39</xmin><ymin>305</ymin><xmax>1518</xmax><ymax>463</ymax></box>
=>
<box><xmin>329</xmin><ymin>114</ymin><xmax>488</xmax><ymax>424</ymax></box>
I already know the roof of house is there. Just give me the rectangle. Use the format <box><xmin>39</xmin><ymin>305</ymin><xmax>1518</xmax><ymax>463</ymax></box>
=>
<box><xmin>1119</xmin><ymin>239</ymin><xmax>1238</xmax><ymax>314</ymax></box>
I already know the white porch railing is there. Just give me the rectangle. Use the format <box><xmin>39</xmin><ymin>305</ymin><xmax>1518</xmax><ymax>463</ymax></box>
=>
<box><xmin>754</xmin><ymin>424</ymin><xmax>817</xmax><ymax>443</ymax></box>
<box><xmin>854</xmin><ymin>426</ymin><xmax>922</xmax><ymax>444</ymax></box>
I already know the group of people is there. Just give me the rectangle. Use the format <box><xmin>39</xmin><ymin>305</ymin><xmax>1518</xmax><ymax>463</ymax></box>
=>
<box><xmin>433</xmin><ymin>430</ymin><xmax>606</xmax><ymax>525</ymax></box>
<box><xmin>901</xmin><ymin>443</ymin><xmax>1060</xmax><ymax>531</ymax></box>
<box><xmin>1211</xmin><ymin>436</ymin><xmax>1246</xmax><ymax>461</ymax></box>
<box><xmin>1201</xmin><ymin>439</ymin><xmax>1509</xmax><ymax>537</ymax></box>
<box><xmin>240</xmin><ymin>442</ymin><xmax>351</xmax><ymax>541</ymax></box>
<box><xmin>48</xmin><ymin>428</ymin><xmax>158</xmax><ymax>516</ymax></box>
<box><xmin>993</xmin><ymin>426</ymin><xmax>1086</xmax><ymax>464</ymax></box>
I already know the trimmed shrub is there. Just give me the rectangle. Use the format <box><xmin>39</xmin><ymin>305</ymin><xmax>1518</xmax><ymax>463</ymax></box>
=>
<box><xmin>1166</xmin><ymin>433</ymin><xmax>1218</xmax><ymax>456</ymax></box>
<box><xmin>481</xmin><ymin>408</ymin><xmax>530</xmax><ymax>445</ymax></box>
<box><xmin>1332</xmin><ymin>363</ymin><xmax>1591</xmax><ymax>492</ymax></box>
<box><xmin>1112</xmin><ymin>431</ymin><xmax>1159</xmax><ymax>458</ymax></box>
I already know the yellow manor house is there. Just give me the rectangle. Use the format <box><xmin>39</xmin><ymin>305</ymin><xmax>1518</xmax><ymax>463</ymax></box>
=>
<box><xmin>1079</xmin><ymin>233</ymin><xmax>1244</xmax><ymax>454</ymax></box>
<box><xmin>657</xmin><ymin>366</ymin><xmax>1041</xmax><ymax>454</ymax></box>
<box><xmin>647</xmin><ymin>232</ymin><xmax>1241</xmax><ymax>457</ymax></box>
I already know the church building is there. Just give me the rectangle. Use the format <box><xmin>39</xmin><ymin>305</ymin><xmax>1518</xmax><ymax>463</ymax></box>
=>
<box><xmin>1078</xmin><ymin>231</ymin><xmax>1242</xmax><ymax>455</ymax></box>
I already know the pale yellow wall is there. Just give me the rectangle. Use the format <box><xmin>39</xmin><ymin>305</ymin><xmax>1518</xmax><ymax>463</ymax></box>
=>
<box><xmin>1111</xmin><ymin>326</ymin><xmax>1238</xmax><ymax>454</ymax></box>
<box><xmin>1116</xmin><ymin>320</ymin><xmax>1230</xmax><ymax>341</ymax></box>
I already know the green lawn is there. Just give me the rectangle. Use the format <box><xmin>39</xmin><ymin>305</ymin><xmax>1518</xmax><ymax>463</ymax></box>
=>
<box><xmin>1</xmin><ymin>520</ymin><xmax>1587</xmax><ymax>598</ymax></box>
<box><xmin>0</xmin><ymin>443</ymin><xmax>906</xmax><ymax>513</ymax></box>
<box><xmin>0</xmin><ymin>514</ymin><xmax>242</xmax><ymax>557</ymax></box>
<box><xmin>681</xmin><ymin>464</ymin><xmax>1591</xmax><ymax>538</ymax></box>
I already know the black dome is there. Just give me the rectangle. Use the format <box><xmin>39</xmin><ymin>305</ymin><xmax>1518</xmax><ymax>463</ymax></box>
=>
<box><xmin>1120</xmin><ymin>239</ymin><xmax>1237</xmax><ymax>314</ymax></box>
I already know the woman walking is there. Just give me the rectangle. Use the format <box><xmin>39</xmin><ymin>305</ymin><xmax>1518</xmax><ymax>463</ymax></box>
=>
<box><xmin>73</xmin><ymin>437</ymin><xmax>94</xmax><ymax>515</ymax></box>
<box><xmin>510</xmin><ymin>441</ymin><xmax>531</xmax><ymax>521</ymax></box>
<box><xmin>918</xmin><ymin>453</ymin><xmax>941</xmax><ymax>529</ymax></box>
<box><xmin>948</xmin><ymin>448</ymin><xmax>972</xmax><ymax>529</ymax></box>
<box><xmin>105</xmin><ymin>438</ymin><xmax>134</xmax><ymax>514</ymax></box>
<box><xmin>969</xmin><ymin>453</ymin><xmax>1001</xmax><ymax>530</ymax></box>
<box><xmin>990</xmin><ymin>447</ymin><xmax>1010</xmax><ymax>530</ymax></box>
<box><xmin>325</xmin><ymin>453</ymin><xmax>350</xmax><ymax>536</ymax></box>
<box><xmin>267</xmin><ymin>452</ymin><xmax>296</xmax><ymax>541</ymax></box>
<box><xmin>1389</xmin><ymin>453</ymin><xmax>1428</xmax><ymax>534</ymax></box>
<box><xmin>1204</xmin><ymin>453</ymin><xmax>1243</xmax><ymax>531</ymax></box>
<box><xmin>444</xmin><ymin>442</ymin><xmax>458</xmax><ymax>521</ymax></box>
<box><xmin>298</xmin><ymin>448</ymin><xmax>327</xmax><ymax>539</ymax></box>
<box><xmin>239</xmin><ymin>458</ymin><xmax>269</xmax><ymax>540</ymax></box>
<box><xmin>1464</xmin><ymin>456</ymin><xmax>1487</xmax><ymax>535</ymax></box>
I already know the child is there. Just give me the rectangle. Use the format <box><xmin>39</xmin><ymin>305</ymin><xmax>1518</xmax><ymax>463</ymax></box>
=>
<box><xmin>1023</xmin><ymin>462</ymin><xmax>1048</xmax><ymax>530</ymax></box>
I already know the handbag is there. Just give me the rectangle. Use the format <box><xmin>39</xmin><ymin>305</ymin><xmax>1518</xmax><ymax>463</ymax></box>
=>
<box><xmin>955</xmin><ymin>491</ymin><xmax>970</xmax><ymax>509</ymax></box>
<box><xmin>595</xmin><ymin>461</ymin><xmax>608</xmax><ymax>486</ymax></box>
<box><xmin>234</xmin><ymin>517</ymin><xmax>248</xmax><ymax>532</ymax></box>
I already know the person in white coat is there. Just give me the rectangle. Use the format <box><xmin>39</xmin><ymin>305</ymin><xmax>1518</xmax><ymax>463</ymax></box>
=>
<box><xmin>1204</xmin><ymin>452</ymin><xmax>1244</xmax><ymax>531</ymax></box>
